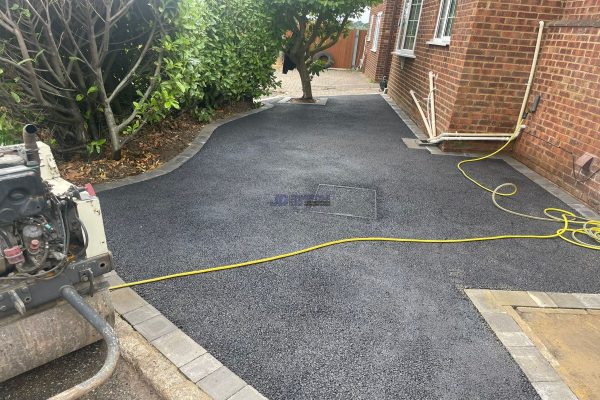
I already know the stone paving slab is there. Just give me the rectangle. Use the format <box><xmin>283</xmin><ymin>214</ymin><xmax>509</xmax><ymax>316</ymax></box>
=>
<box><xmin>198</xmin><ymin>366</ymin><xmax>247</xmax><ymax>400</ymax></box>
<box><xmin>466</xmin><ymin>289</ymin><xmax>600</xmax><ymax>400</ymax></box>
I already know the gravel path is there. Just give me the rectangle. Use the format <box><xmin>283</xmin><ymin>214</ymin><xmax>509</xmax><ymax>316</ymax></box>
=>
<box><xmin>99</xmin><ymin>95</ymin><xmax>596</xmax><ymax>399</ymax></box>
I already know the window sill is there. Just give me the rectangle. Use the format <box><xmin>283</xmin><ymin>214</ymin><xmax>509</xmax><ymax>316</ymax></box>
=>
<box><xmin>371</xmin><ymin>49</ymin><xmax>378</xmax><ymax>53</ymax></box>
<box><xmin>426</xmin><ymin>38</ymin><xmax>450</xmax><ymax>47</ymax></box>
<box><xmin>392</xmin><ymin>50</ymin><xmax>416</xmax><ymax>59</ymax></box>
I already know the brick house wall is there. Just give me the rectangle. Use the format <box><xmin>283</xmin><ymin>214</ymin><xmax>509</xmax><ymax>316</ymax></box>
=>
<box><xmin>512</xmin><ymin>18</ymin><xmax>600</xmax><ymax>209</ymax></box>
<box><xmin>375</xmin><ymin>0</ymin><xmax>599</xmax><ymax>210</ymax></box>
<box><xmin>387</xmin><ymin>0</ymin><xmax>564</xmax><ymax>136</ymax></box>
<box><xmin>363</xmin><ymin>2</ymin><xmax>402</xmax><ymax>82</ymax></box>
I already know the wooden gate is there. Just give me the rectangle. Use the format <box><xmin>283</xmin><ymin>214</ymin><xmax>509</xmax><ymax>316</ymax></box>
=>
<box><xmin>325</xmin><ymin>29</ymin><xmax>367</xmax><ymax>69</ymax></box>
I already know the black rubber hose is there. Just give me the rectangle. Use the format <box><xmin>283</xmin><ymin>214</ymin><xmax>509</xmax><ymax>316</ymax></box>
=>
<box><xmin>51</xmin><ymin>286</ymin><xmax>119</xmax><ymax>400</ymax></box>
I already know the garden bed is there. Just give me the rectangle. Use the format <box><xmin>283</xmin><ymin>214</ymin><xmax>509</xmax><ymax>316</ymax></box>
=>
<box><xmin>57</xmin><ymin>101</ymin><xmax>254</xmax><ymax>186</ymax></box>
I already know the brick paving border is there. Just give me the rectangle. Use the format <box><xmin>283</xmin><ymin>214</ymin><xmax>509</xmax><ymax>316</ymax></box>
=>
<box><xmin>95</xmin><ymin>103</ymin><xmax>274</xmax><ymax>193</ymax></box>
<box><xmin>466</xmin><ymin>289</ymin><xmax>600</xmax><ymax>400</ymax></box>
<box><xmin>277</xmin><ymin>96</ymin><xmax>328</xmax><ymax>106</ymax></box>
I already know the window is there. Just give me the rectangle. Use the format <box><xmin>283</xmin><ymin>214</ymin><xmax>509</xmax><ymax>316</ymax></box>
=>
<box><xmin>367</xmin><ymin>14</ymin><xmax>375</xmax><ymax>41</ymax></box>
<box><xmin>431</xmin><ymin>0</ymin><xmax>457</xmax><ymax>45</ymax></box>
<box><xmin>394</xmin><ymin>0</ymin><xmax>424</xmax><ymax>57</ymax></box>
<box><xmin>371</xmin><ymin>12</ymin><xmax>383</xmax><ymax>51</ymax></box>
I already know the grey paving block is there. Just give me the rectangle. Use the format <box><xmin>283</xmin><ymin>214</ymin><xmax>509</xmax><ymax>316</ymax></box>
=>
<box><xmin>573</xmin><ymin>293</ymin><xmax>600</xmax><ymax>309</ymax></box>
<box><xmin>134</xmin><ymin>314</ymin><xmax>177</xmax><ymax>341</ymax></box>
<box><xmin>180</xmin><ymin>353</ymin><xmax>222</xmax><ymax>383</ymax></box>
<box><xmin>122</xmin><ymin>304</ymin><xmax>161</xmax><ymax>325</ymax></box>
<box><xmin>547</xmin><ymin>292</ymin><xmax>587</xmax><ymax>309</ymax></box>
<box><xmin>110</xmin><ymin>288</ymin><xmax>147</xmax><ymax>315</ymax></box>
<box><xmin>465</xmin><ymin>289</ymin><xmax>504</xmax><ymax>313</ymax></box>
<box><xmin>151</xmin><ymin>329</ymin><xmax>207</xmax><ymax>367</ymax></box>
<box><xmin>401</xmin><ymin>138</ymin><xmax>427</xmax><ymax>150</ymax></box>
<box><xmin>491</xmin><ymin>290</ymin><xmax>537</xmax><ymax>307</ymax></box>
<box><xmin>508</xmin><ymin>346</ymin><xmax>561</xmax><ymax>383</ymax></box>
<box><xmin>197</xmin><ymin>366</ymin><xmax>246</xmax><ymax>400</ymax></box>
<box><xmin>531</xmin><ymin>381</ymin><xmax>577</xmax><ymax>400</ymax></box>
<box><xmin>103</xmin><ymin>271</ymin><xmax>126</xmax><ymax>287</ymax></box>
<box><xmin>527</xmin><ymin>291</ymin><xmax>557</xmax><ymax>308</ymax></box>
<box><xmin>228</xmin><ymin>385</ymin><xmax>267</xmax><ymax>400</ymax></box>
<box><xmin>496</xmin><ymin>331</ymin><xmax>534</xmax><ymax>347</ymax></box>
<box><xmin>481</xmin><ymin>312</ymin><xmax>522</xmax><ymax>333</ymax></box>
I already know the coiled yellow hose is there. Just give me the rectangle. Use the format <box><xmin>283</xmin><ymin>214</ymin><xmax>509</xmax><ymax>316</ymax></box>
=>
<box><xmin>110</xmin><ymin>123</ymin><xmax>599</xmax><ymax>291</ymax></box>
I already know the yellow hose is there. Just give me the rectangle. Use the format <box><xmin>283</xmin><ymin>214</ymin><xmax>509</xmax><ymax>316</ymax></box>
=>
<box><xmin>110</xmin><ymin>123</ymin><xmax>599</xmax><ymax>291</ymax></box>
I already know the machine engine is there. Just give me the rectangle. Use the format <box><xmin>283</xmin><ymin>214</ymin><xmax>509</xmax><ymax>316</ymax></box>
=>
<box><xmin>0</xmin><ymin>125</ymin><xmax>113</xmax><ymax>317</ymax></box>
<box><xmin>0</xmin><ymin>151</ymin><xmax>86</xmax><ymax>278</ymax></box>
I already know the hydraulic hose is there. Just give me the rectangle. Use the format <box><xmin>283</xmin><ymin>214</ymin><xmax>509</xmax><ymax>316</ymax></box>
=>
<box><xmin>49</xmin><ymin>286</ymin><xmax>120</xmax><ymax>400</ymax></box>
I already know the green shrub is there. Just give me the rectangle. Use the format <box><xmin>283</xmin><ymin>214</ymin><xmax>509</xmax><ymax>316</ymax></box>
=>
<box><xmin>131</xmin><ymin>0</ymin><xmax>279</xmax><ymax>129</ymax></box>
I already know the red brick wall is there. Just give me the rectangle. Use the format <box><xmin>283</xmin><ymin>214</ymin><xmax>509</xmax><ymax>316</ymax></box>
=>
<box><xmin>449</xmin><ymin>1</ymin><xmax>563</xmax><ymax>134</ymax></box>
<box><xmin>363</xmin><ymin>2</ymin><xmax>402</xmax><ymax>82</ymax></box>
<box><xmin>387</xmin><ymin>0</ymin><xmax>479</xmax><ymax>136</ymax></box>
<box><xmin>380</xmin><ymin>0</ymin><xmax>599</xmax><ymax>209</ymax></box>
<box><xmin>386</xmin><ymin>0</ymin><xmax>563</xmax><ymax>135</ymax></box>
<box><xmin>513</xmin><ymin>22</ymin><xmax>600</xmax><ymax>210</ymax></box>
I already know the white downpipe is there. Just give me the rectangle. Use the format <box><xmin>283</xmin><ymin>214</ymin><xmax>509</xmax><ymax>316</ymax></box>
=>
<box><xmin>423</xmin><ymin>126</ymin><xmax>526</xmax><ymax>144</ymax></box>
<box><xmin>410</xmin><ymin>90</ymin><xmax>433</xmax><ymax>138</ymax></box>
<box><xmin>516</xmin><ymin>20</ymin><xmax>544</xmax><ymax>129</ymax></box>
<box><xmin>429</xmin><ymin>71</ymin><xmax>436</xmax><ymax>137</ymax></box>
<box><xmin>417</xmin><ymin>21</ymin><xmax>544</xmax><ymax>145</ymax></box>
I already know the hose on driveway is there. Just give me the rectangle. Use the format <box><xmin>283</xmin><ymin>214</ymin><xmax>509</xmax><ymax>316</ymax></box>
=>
<box><xmin>110</xmin><ymin>122</ymin><xmax>599</xmax><ymax>291</ymax></box>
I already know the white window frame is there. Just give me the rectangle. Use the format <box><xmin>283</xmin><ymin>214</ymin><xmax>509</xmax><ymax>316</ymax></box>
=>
<box><xmin>371</xmin><ymin>12</ymin><xmax>383</xmax><ymax>52</ymax></box>
<box><xmin>367</xmin><ymin>14</ymin><xmax>375</xmax><ymax>41</ymax></box>
<box><xmin>393</xmin><ymin>0</ymin><xmax>424</xmax><ymax>58</ymax></box>
<box><xmin>428</xmin><ymin>0</ymin><xmax>457</xmax><ymax>46</ymax></box>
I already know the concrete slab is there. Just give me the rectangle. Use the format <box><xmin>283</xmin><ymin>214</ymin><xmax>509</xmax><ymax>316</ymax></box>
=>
<box><xmin>197</xmin><ymin>366</ymin><xmax>247</xmax><ymax>400</ymax></box>
<box><xmin>151</xmin><ymin>329</ymin><xmax>208</xmax><ymax>368</ymax></box>
<box><xmin>180</xmin><ymin>353</ymin><xmax>223</xmax><ymax>383</ymax></box>
<box><xmin>134</xmin><ymin>314</ymin><xmax>177</xmax><ymax>341</ymax></box>
<box><xmin>519</xmin><ymin>308</ymin><xmax>600</xmax><ymax>399</ymax></box>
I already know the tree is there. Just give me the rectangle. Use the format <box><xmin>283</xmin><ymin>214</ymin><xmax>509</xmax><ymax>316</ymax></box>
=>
<box><xmin>269</xmin><ymin>1</ymin><xmax>379</xmax><ymax>101</ymax></box>
<box><xmin>0</xmin><ymin>0</ymin><xmax>166</xmax><ymax>159</ymax></box>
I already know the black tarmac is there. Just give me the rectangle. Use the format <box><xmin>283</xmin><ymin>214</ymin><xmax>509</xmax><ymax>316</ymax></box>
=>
<box><xmin>100</xmin><ymin>95</ymin><xmax>596</xmax><ymax>399</ymax></box>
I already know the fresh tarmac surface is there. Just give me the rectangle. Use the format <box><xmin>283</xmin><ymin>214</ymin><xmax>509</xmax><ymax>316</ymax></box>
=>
<box><xmin>100</xmin><ymin>95</ymin><xmax>596</xmax><ymax>399</ymax></box>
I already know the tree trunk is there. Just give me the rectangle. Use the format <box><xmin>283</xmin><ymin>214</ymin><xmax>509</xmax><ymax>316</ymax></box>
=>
<box><xmin>296</xmin><ymin>61</ymin><xmax>313</xmax><ymax>100</ymax></box>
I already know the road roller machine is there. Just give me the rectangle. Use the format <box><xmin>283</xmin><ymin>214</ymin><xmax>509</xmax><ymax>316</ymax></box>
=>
<box><xmin>0</xmin><ymin>126</ymin><xmax>118</xmax><ymax>399</ymax></box>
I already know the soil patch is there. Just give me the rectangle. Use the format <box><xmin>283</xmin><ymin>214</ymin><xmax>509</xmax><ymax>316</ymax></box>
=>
<box><xmin>56</xmin><ymin>101</ymin><xmax>254</xmax><ymax>186</ymax></box>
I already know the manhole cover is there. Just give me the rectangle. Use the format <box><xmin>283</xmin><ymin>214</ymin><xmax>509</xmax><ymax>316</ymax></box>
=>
<box><xmin>309</xmin><ymin>184</ymin><xmax>377</xmax><ymax>219</ymax></box>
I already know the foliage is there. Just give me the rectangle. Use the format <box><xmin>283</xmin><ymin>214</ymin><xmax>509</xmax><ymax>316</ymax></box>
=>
<box><xmin>267</xmin><ymin>0</ymin><xmax>381</xmax><ymax>99</ymax></box>
<box><xmin>350</xmin><ymin>20</ymin><xmax>369</xmax><ymax>30</ymax></box>
<box><xmin>0</xmin><ymin>0</ymin><xmax>279</xmax><ymax>159</ymax></box>
<box><xmin>0</xmin><ymin>0</ymin><xmax>167</xmax><ymax>159</ymax></box>
<box><xmin>132</xmin><ymin>0</ymin><xmax>279</xmax><ymax>128</ymax></box>
<box><xmin>0</xmin><ymin>110</ymin><xmax>20</xmax><ymax>145</ymax></box>
<box><xmin>86</xmin><ymin>138</ymin><xmax>106</xmax><ymax>156</ymax></box>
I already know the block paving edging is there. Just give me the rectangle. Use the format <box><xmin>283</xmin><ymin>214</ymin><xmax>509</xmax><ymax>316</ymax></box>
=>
<box><xmin>382</xmin><ymin>94</ymin><xmax>599</xmax><ymax>219</ymax></box>
<box><xmin>466</xmin><ymin>289</ymin><xmax>600</xmax><ymax>400</ymax></box>
<box><xmin>106</xmin><ymin>271</ymin><xmax>267</xmax><ymax>400</ymax></box>
<box><xmin>95</xmin><ymin>103</ymin><xmax>274</xmax><ymax>193</ymax></box>
<box><xmin>277</xmin><ymin>96</ymin><xmax>329</xmax><ymax>106</ymax></box>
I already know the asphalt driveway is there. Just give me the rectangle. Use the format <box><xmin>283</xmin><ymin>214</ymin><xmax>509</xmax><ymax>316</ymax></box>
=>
<box><xmin>100</xmin><ymin>95</ymin><xmax>597</xmax><ymax>399</ymax></box>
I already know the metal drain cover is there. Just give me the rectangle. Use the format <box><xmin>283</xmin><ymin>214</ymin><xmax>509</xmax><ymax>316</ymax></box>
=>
<box><xmin>309</xmin><ymin>184</ymin><xmax>377</xmax><ymax>219</ymax></box>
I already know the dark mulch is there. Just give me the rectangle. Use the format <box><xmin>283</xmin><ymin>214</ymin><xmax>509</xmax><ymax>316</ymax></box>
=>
<box><xmin>56</xmin><ymin>101</ymin><xmax>254</xmax><ymax>186</ymax></box>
